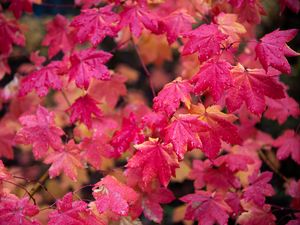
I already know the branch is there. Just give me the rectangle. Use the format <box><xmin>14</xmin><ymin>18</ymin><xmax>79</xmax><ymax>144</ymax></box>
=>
<box><xmin>3</xmin><ymin>180</ymin><xmax>36</xmax><ymax>205</ymax></box>
<box><xmin>29</xmin><ymin>169</ymin><xmax>49</xmax><ymax>197</ymax></box>
<box><xmin>131</xmin><ymin>37</ymin><xmax>156</xmax><ymax>97</ymax></box>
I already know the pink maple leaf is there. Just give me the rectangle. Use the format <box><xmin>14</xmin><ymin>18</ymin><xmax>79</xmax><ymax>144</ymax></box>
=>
<box><xmin>273</xmin><ymin>130</ymin><xmax>300</xmax><ymax>164</ymax></box>
<box><xmin>265</xmin><ymin>96</ymin><xmax>299</xmax><ymax>124</ymax></box>
<box><xmin>164</xmin><ymin>114</ymin><xmax>209</xmax><ymax>159</ymax></box>
<box><xmin>70</xmin><ymin>4</ymin><xmax>119</xmax><ymax>46</ymax></box>
<box><xmin>159</xmin><ymin>9</ymin><xmax>195</xmax><ymax>44</ymax></box>
<box><xmin>0</xmin><ymin>193</ymin><xmax>40</xmax><ymax>225</ymax></box>
<box><xmin>68</xmin><ymin>49</ymin><xmax>112</xmax><ymax>90</ymax></box>
<box><xmin>243</xmin><ymin>171</ymin><xmax>275</xmax><ymax>206</ymax></box>
<box><xmin>42</xmin><ymin>14</ymin><xmax>75</xmax><ymax>58</ymax></box>
<box><xmin>225</xmin><ymin>63</ymin><xmax>285</xmax><ymax>115</ymax></box>
<box><xmin>255</xmin><ymin>29</ymin><xmax>299</xmax><ymax>74</ymax></box>
<box><xmin>182</xmin><ymin>23</ymin><xmax>228</xmax><ymax>62</ymax></box>
<box><xmin>142</xmin><ymin>187</ymin><xmax>175</xmax><ymax>223</ymax></box>
<box><xmin>191</xmin><ymin>58</ymin><xmax>232</xmax><ymax>101</ymax></box>
<box><xmin>0</xmin><ymin>14</ymin><xmax>25</xmax><ymax>55</ymax></box>
<box><xmin>68</xmin><ymin>94</ymin><xmax>102</xmax><ymax>128</ymax></box>
<box><xmin>0</xmin><ymin>160</ymin><xmax>11</xmax><ymax>181</ymax></box>
<box><xmin>214</xmin><ymin>153</ymin><xmax>255</xmax><ymax>172</ymax></box>
<box><xmin>0</xmin><ymin>123</ymin><xmax>14</xmax><ymax>159</ymax></box>
<box><xmin>48</xmin><ymin>192</ymin><xmax>87</xmax><ymax>225</ymax></box>
<box><xmin>88</xmin><ymin>73</ymin><xmax>127</xmax><ymax>108</ymax></box>
<box><xmin>8</xmin><ymin>0</ymin><xmax>32</xmax><ymax>19</ymax></box>
<box><xmin>44</xmin><ymin>140</ymin><xmax>83</xmax><ymax>181</ymax></box>
<box><xmin>280</xmin><ymin>0</ymin><xmax>300</xmax><ymax>14</ymax></box>
<box><xmin>237</xmin><ymin>204</ymin><xmax>276</xmax><ymax>225</ymax></box>
<box><xmin>126</xmin><ymin>138</ymin><xmax>179</xmax><ymax>187</ymax></box>
<box><xmin>19</xmin><ymin>61</ymin><xmax>63</xmax><ymax>97</ymax></box>
<box><xmin>153</xmin><ymin>77</ymin><xmax>193</xmax><ymax>116</ymax></box>
<box><xmin>119</xmin><ymin>4</ymin><xmax>159</xmax><ymax>37</ymax></box>
<box><xmin>15</xmin><ymin>105</ymin><xmax>64</xmax><ymax>159</ymax></box>
<box><xmin>92</xmin><ymin>175</ymin><xmax>139</xmax><ymax>217</ymax></box>
<box><xmin>180</xmin><ymin>190</ymin><xmax>232</xmax><ymax>225</ymax></box>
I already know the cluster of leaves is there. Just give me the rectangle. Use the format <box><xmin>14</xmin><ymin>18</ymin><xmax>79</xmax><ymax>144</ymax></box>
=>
<box><xmin>0</xmin><ymin>0</ymin><xmax>300</xmax><ymax>224</ymax></box>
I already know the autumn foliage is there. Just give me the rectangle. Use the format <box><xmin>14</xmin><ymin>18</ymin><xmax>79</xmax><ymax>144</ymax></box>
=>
<box><xmin>0</xmin><ymin>0</ymin><xmax>300</xmax><ymax>224</ymax></box>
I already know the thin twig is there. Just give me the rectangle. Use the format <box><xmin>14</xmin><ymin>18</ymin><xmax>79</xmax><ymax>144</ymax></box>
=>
<box><xmin>258</xmin><ymin>150</ymin><xmax>289</xmax><ymax>182</ymax></box>
<box><xmin>29</xmin><ymin>170</ymin><xmax>49</xmax><ymax>197</ymax></box>
<box><xmin>131</xmin><ymin>37</ymin><xmax>156</xmax><ymax>97</ymax></box>
<box><xmin>3</xmin><ymin>180</ymin><xmax>36</xmax><ymax>205</ymax></box>
<box><xmin>61</xmin><ymin>90</ymin><xmax>72</xmax><ymax>107</ymax></box>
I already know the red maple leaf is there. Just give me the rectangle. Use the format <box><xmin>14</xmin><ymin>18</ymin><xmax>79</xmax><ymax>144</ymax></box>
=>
<box><xmin>265</xmin><ymin>96</ymin><xmax>300</xmax><ymax>124</ymax></box>
<box><xmin>70</xmin><ymin>4</ymin><xmax>119</xmax><ymax>46</ymax></box>
<box><xmin>68</xmin><ymin>94</ymin><xmax>102</xmax><ymax>128</ymax></box>
<box><xmin>0</xmin><ymin>14</ymin><xmax>25</xmax><ymax>55</ymax></box>
<box><xmin>0</xmin><ymin>122</ymin><xmax>14</xmax><ymax>159</ymax></box>
<box><xmin>153</xmin><ymin>77</ymin><xmax>193</xmax><ymax>116</ymax></box>
<box><xmin>15</xmin><ymin>105</ymin><xmax>64</xmax><ymax>159</ymax></box>
<box><xmin>191</xmin><ymin>58</ymin><xmax>232</xmax><ymax>101</ymax></box>
<box><xmin>237</xmin><ymin>204</ymin><xmax>276</xmax><ymax>225</ymax></box>
<box><xmin>0</xmin><ymin>193</ymin><xmax>39</xmax><ymax>225</ymax></box>
<box><xmin>119</xmin><ymin>4</ymin><xmax>159</xmax><ymax>37</ymax></box>
<box><xmin>164</xmin><ymin>114</ymin><xmax>209</xmax><ymax>159</ymax></box>
<box><xmin>190</xmin><ymin>104</ymin><xmax>242</xmax><ymax>159</ymax></box>
<box><xmin>8</xmin><ymin>0</ymin><xmax>32</xmax><ymax>19</ymax></box>
<box><xmin>214</xmin><ymin>153</ymin><xmax>255</xmax><ymax>172</ymax></box>
<box><xmin>110</xmin><ymin>113</ymin><xmax>144</xmax><ymax>157</ymax></box>
<box><xmin>42</xmin><ymin>14</ymin><xmax>75</xmax><ymax>58</ymax></box>
<box><xmin>180</xmin><ymin>190</ymin><xmax>232</xmax><ymax>225</ymax></box>
<box><xmin>68</xmin><ymin>49</ymin><xmax>112</xmax><ymax>89</ymax></box>
<box><xmin>48</xmin><ymin>192</ymin><xmax>87</xmax><ymax>225</ymax></box>
<box><xmin>273</xmin><ymin>130</ymin><xmax>300</xmax><ymax>164</ymax></box>
<box><xmin>243</xmin><ymin>171</ymin><xmax>274</xmax><ymax>206</ymax></box>
<box><xmin>126</xmin><ymin>138</ymin><xmax>179</xmax><ymax>187</ymax></box>
<box><xmin>19</xmin><ymin>61</ymin><xmax>63</xmax><ymax>97</ymax></box>
<box><xmin>142</xmin><ymin>187</ymin><xmax>175</xmax><ymax>223</ymax></box>
<box><xmin>225</xmin><ymin>63</ymin><xmax>285</xmax><ymax>115</ymax></box>
<box><xmin>255</xmin><ymin>29</ymin><xmax>299</xmax><ymax>74</ymax></box>
<box><xmin>159</xmin><ymin>9</ymin><xmax>195</xmax><ymax>44</ymax></box>
<box><xmin>44</xmin><ymin>140</ymin><xmax>83</xmax><ymax>181</ymax></box>
<box><xmin>182</xmin><ymin>23</ymin><xmax>228</xmax><ymax>62</ymax></box>
<box><xmin>92</xmin><ymin>175</ymin><xmax>139</xmax><ymax>217</ymax></box>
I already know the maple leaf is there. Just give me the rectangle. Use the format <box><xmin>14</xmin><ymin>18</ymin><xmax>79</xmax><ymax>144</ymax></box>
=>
<box><xmin>286</xmin><ymin>179</ymin><xmax>300</xmax><ymax>209</ymax></box>
<box><xmin>19</xmin><ymin>61</ymin><xmax>63</xmax><ymax>97</ymax></box>
<box><xmin>70</xmin><ymin>4</ymin><xmax>119</xmax><ymax>46</ymax></box>
<box><xmin>119</xmin><ymin>4</ymin><xmax>159</xmax><ymax>37</ymax></box>
<box><xmin>237</xmin><ymin>204</ymin><xmax>276</xmax><ymax>225</ymax></box>
<box><xmin>0</xmin><ymin>193</ymin><xmax>40</xmax><ymax>225</ymax></box>
<box><xmin>68</xmin><ymin>94</ymin><xmax>102</xmax><ymax>128</ymax></box>
<box><xmin>0</xmin><ymin>56</ymin><xmax>10</xmax><ymax>80</ymax></box>
<box><xmin>110</xmin><ymin>113</ymin><xmax>144</xmax><ymax>157</ymax></box>
<box><xmin>88</xmin><ymin>73</ymin><xmax>127</xmax><ymax>108</ymax></box>
<box><xmin>214</xmin><ymin>153</ymin><xmax>255</xmax><ymax>172</ymax></box>
<box><xmin>180</xmin><ymin>190</ymin><xmax>232</xmax><ymax>225</ymax></box>
<box><xmin>225</xmin><ymin>63</ymin><xmax>285</xmax><ymax>115</ymax></box>
<box><xmin>243</xmin><ymin>171</ymin><xmax>274</xmax><ymax>206</ymax></box>
<box><xmin>15</xmin><ymin>105</ymin><xmax>64</xmax><ymax>159</ymax></box>
<box><xmin>153</xmin><ymin>77</ymin><xmax>193</xmax><ymax>116</ymax></box>
<box><xmin>48</xmin><ymin>192</ymin><xmax>87</xmax><ymax>225</ymax></box>
<box><xmin>141</xmin><ymin>111</ymin><xmax>168</xmax><ymax>135</ymax></box>
<box><xmin>142</xmin><ymin>187</ymin><xmax>175</xmax><ymax>223</ymax></box>
<box><xmin>0</xmin><ymin>14</ymin><xmax>25</xmax><ymax>55</ymax></box>
<box><xmin>42</xmin><ymin>14</ymin><xmax>75</xmax><ymax>58</ymax></box>
<box><xmin>8</xmin><ymin>0</ymin><xmax>32</xmax><ymax>19</ymax></box>
<box><xmin>182</xmin><ymin>23</ymin><xmax>228</xmax><ymax>62</ymax></box>
<box><xmin>93</xmin><ymin>175</ymin><xmax>139</xmax><ymax>216</ymax></box>
<box><xmin>190</xmin><ymin>104</ymin><xmax>242</xmax><ymax>159</ymax></box>
<box><xmin>265</xmin><ymin>96</ymin><xmax>300</xmax><ymax>124</ymax></box>
<box><xmin>273</xmin><ymin>130</ymin><xmax>300</xmax><ymax>164</ymax></box>
<box><xmin>164</xmin><ymin>114</ymin><xmax>209</xmax><ymax>159</ymax></box>
<box><xmin>126</xmin><ymin>138</ymin><xmax>179</xmax><ymax>187</ymax></box>
<box><xmin>44</xmin><ymin>140</ymin><xmax>83</xmax><ymax>181</ymax></box>
<box><xmin>191</xmin><ymin>58</ymin><xmax>232</xmax><ymax>101</ymax></box>
<box><xmin>255</xmin><ymin>29</ymin><xmax>299</xmax><ymax>74</ymax></box>
<box><xmin>159</xmin><ymin>9</ymin><xmax>195</xmax><ymax>44</ymax></box>
<box><xmin>0</xmin><ymin>123</ymin><xmax>14</xmax><ymax>159</ymax></box>
<box><xmin>68</xmin><ymin>49</ymin><xmax>112</xmax><ymax>89</ymax></box>
<box><xmin>80</xmin><ymin>135</ymin><xmax>114</xmax><ymax>169</ymax></box>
